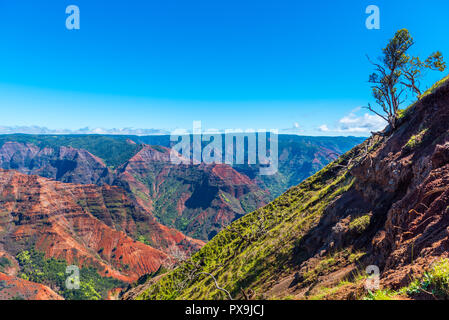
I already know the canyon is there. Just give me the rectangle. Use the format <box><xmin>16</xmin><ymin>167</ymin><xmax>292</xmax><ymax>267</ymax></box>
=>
<box><xmin>0</xmin><ymin>133</ymin><xmax>362</xmax><ymax>299</ymax></box>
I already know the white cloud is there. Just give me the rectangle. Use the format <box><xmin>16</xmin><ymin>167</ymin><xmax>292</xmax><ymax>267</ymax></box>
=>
<box><xmin>336</xmin><ymin>109</ymin><xmax>386</xmax><ymax>133</ymax></box>
<box><xmin>0</xmin><ymin>126</ymin><xmax>170</xmax><ymax>136</ymax></box>
<box><xmin>315</xmin><ymin>108</ymin><xmax>387</xmax><ymax>136</ymax></box>
<box><xmin>280</xmin><ymin>122</ymin><xmax>302</xmax><ymax>134</ymax></box>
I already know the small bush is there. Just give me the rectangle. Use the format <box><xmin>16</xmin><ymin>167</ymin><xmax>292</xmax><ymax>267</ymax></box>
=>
<box><xmin>368</xmin><ymin>258</ymin><xmax>449</xmax><ymax>300</ymax></box>
<box><xmin>349</xmin><ymin>215</ymin><xmax>371</xmax><ymax>234</ymax></box>
<box><xmin>407</xmin><ymin>259</ymin><xmax>449</xmax><ymax>298</ymax></box>
<box><xmin>364</xmin><ymin>289</ymin><xmax>396</xmax><ymax>300</ymax></box>
<box><xmin>404</xmin><ymin>129</ymin><xmax>428</xmax><ymax>151</ymax></box>
<box><xmin>397</xmin><ymin>108</ymin><xmax>409</xmax><ymax>119</ymax></box>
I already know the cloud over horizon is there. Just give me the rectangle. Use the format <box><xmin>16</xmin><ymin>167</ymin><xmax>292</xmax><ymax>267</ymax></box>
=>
<box><xmin>0</xmin><ymin>125</ymin><xmax>170</xmax><ymax>136</ymax></box>
<box><xmin>318</xmin><ymin>108</ymin><xmax>387</xmax><ymax>135</ymax></box>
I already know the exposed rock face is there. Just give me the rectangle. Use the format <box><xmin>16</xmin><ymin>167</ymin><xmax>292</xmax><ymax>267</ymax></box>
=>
<box><xmin>0</xmin><ymin>169</ymin><xmax>202</xmax><ymax>284</ymax></box>
<box><xmin>0</xmin><ymin>142</ymin><xmax>113</xmax><ymax>185</ymax></box>
<box><xmin>115</xmin><ymin>145</ymin><xmax>271</xmax><ymax>240</ymax></box>
<box><xmin>431</xmin><ymin>142</ymin><xmax>449</xmax><ymax>169</ymax></box>
<box><xmin>274</xmin><ymin>79</ymin><xmax>449</xmax><ymax>297</ymax></box>
<box><xmin>349</xmin><ymin>80</ymin><xmax>449</xmax><ymax>289</ymax></box>
<box><xmin>0</xmin><ymin>272</ymin><xmax>63</xmax><ymax>300</ymax></box>
<box><xmin>292</xmin><ymin>78</ymin><xmax>449</xmax><ymax>296</ymax></box>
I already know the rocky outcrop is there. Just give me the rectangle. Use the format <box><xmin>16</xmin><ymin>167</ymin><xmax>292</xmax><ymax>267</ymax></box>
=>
<box><xmin>349</xmin><ymin>78</ymin><xmax>449</xmax><ymax>289</ymax></box>
<box><xmin>290</xmin><ymin>77</ymin><xmax>449</xmax><ymax>297</ymax></box>
<box><xmin>0</xmin><ymin>272</ymin><xmax>63</xmax><ymax>300</ymax></box>
<box><xmin>273</xmin><ymin>78</ymin><xmax>449</xmax><ymax>297</ymax></box>
<box><xmin>0</xmin><ymin>169</ymin><xmax>202</xmax><ymax>284</ymax></box>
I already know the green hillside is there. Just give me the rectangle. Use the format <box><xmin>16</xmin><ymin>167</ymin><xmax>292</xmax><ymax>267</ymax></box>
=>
<box><xmin>132</xmin><ymin>75</ymin><xmax>449</xmax><ymax>301</ymax></box>
<box><xmin>135</xmin><ymin>139</ymin><xmax>371</xmax><ymax>300</ymax></box>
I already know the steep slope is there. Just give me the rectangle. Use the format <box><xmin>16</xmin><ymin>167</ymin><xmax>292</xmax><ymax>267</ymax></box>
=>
<box><xmin>0</xmin><ymin>272</ymin><xmax>63</xmax><ymax>300</ymax></box>
<box><xmin>0</xmin><ymin>141</ymin><xmax>113</xmax><ymax>185</ymax></box>
<box><xmin>0</xmin><ymin>169</ymin><xmax>202</xmax><ymax>299</ymax></box>
<box><xmin>233</xmin><ymin>135</ymin><xmax>365</xmax><ymax>198</ymax></box>
<box><xmin>127</xmin><ymin>148</ymin><xmax>357</xmax><ymax>299</ymax></box>
<box><xmin>132</xmin><ymin>75</ymin><xmax>449</xmax><ymax>300</ymax></box>
<box><xmin>114</xmin><ymin>145</ymin><xmax>271</xmax><ymax>240</ymax></box>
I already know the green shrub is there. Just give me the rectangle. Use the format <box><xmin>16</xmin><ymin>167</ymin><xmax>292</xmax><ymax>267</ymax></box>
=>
<box><xmin>420</xmin><ymin>75</ymin><xmax>449</xmax><ymax>99</ymax></box>
<box><xmin>406</xmin><ymin>259</ymin><xmax>449</xmax><ymax>298</ymax></box>
<box><xmin>364</xmin><ymin>289</ymin><xmax>397</xmax><ymax>300</ymax></box>
<box><xmin>364</xmin><ymin>258</ymin><xmax>449</xmax><ymax>300</ymax></box>
<box><xmin>404</xmin><ymin>129</ymin><xmax>428</xmax><ymax>151</ymax></box>
<box><xmin>137</xmin><ymin>235</ymin><xmax>150</xmax><ymax>245</ymax></box>
<box><xmin>349</xmin><ymin>215</ymin><xmax>371</xmax><ymax>234</ymax></box>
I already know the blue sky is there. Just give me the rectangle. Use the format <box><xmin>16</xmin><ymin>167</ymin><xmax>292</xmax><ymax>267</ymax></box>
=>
<box><xmin>0</xmin><ymin>0</ymin><xmax>448</xmax><ymax>136</ymax></box>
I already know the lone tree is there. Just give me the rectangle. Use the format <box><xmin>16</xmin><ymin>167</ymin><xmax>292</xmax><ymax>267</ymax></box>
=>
<box><xmin>366</xmin><ymin>29</ymin><xmax>446</xmax><ymax>130</ymax></box>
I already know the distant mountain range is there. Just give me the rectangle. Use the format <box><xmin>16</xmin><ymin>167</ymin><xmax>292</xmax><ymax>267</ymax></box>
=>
<box><xmin>0</xmin><ymin>126</ymin><xmax>170</xmax><ymax>136</ymax></box>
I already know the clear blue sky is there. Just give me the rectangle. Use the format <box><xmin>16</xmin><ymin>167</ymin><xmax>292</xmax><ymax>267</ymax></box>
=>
<box><xmin>0</xmin><ymin>0</ymin><xmax>448</xmax><ymax>136</ymax></box>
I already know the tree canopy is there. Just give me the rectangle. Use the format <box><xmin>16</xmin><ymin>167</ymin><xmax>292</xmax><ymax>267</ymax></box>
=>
<box><xmin>367</xmin><ymin>29</ymin><xmax>446</xmax><ymax>131</ymax></box>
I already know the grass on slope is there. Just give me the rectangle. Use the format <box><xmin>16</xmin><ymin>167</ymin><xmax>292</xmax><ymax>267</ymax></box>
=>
<box><xmin>135</xmin><ymin>141</ymin><xmax>372</xmax><ymax>300</ymax></box>
<box><xmin>398</xmin><ymin>74</ymin><xmax>449</xmax><ymax>120</ymax></box>
<box><xmin>365</xmin><ymin>258</ymin><xmax>449</xmax><ymax>300</ymax></box>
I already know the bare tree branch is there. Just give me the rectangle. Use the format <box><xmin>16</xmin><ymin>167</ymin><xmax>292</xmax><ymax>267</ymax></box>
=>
<box><xmin>198</xmin><ymin>272</ymin><xmax>233</xmax><ymax>300</ymax></box>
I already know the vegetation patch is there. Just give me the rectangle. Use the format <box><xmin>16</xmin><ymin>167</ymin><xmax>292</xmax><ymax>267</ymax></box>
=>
<box><xmin>307</xmin><ymin>281</ymin><xmax>355</xmax><ymax>300</ymax></box>
<box><xmin>406</xmin><ymin>259</ymin><xmax>449</xmax><ymax>299</ymax></box>
<box><xmin>364</xmin><ymin>289</ymin><xmax>398</xmax><ymax>300</ymax></box>
<box><xmin>137</xmin><ymin>235</ymin><xmax>150</xmax><ymax>245</ymax></box>
<box><xmin>16</xmin><ymin>249</ymin><xmax>126</xmax><ymax>300</ymax></box>
<box><xmin>348</xmin><ymin>214</ymin><xmax>371</xmax><ymax>234</ymax></box>
<box><xmin>404</xmin><ymin>129</ymin><xmax>428</xmax><ymax>151</ymax></box>
<box><xmin>365</xmin><ymin>258</ymin><xmax>449</xmax><ymax>300</ymax></box>
<box><xmin>420</xmin><ymin>74</ymin><xmax>449</xmax><ymax>99</ymax></box>
<box><xmin>0</xmin><ymin>256</ymin><xmax>12</xmax><ymax>272</ymax></box>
